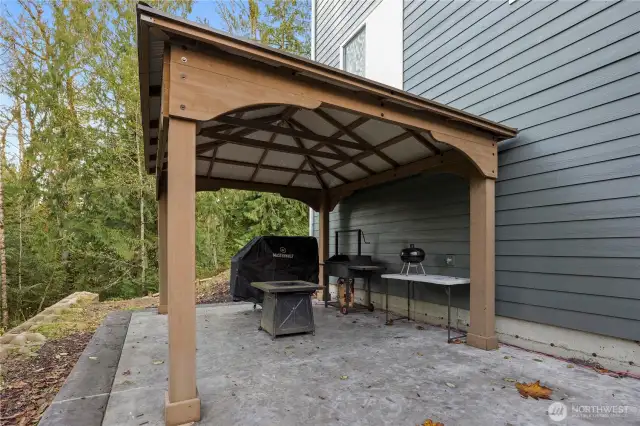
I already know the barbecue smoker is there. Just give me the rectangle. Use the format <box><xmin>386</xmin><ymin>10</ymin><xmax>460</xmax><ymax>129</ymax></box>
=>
<box><xmin>323</xmin><ymin>229</ymin><xmax>385</xmax><ymax>314</ymax></box>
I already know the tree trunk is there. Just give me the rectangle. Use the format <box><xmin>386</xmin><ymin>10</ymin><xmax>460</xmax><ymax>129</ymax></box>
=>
<box><xmin>136</xmin><ymin>117</ymin><xmax>147</xmax><ymax>296</ymax></box>
<box><xmin>17</xmin><ymin>103</ymin><xmax>24</xmax><ymax>319</ymax></box>
<box><xmin>0</xmin><ymin>119</ymin><xmax>11</xmax><ymax>328</ymax></box>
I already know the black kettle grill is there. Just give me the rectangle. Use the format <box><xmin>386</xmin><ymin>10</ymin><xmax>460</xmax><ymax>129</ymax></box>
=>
<box><xmin>400</xmin><ymin>243</ymin><xmax>426</xmax><ymax>275</ymax></box>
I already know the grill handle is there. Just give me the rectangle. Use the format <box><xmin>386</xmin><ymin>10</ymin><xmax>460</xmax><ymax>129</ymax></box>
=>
<box><xmin>334</xmin><ymin>229</ymin><xmax>369</xmax><ymax>256</ymax></box>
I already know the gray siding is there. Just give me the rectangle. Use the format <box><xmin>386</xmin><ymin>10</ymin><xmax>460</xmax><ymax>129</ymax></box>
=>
<box><xmin>313</xmin><ymin>0</ymin><xmax>640</xmax><ymax>341</ymax></box>
<box><xmin>314</xmin><ymin>0</ymin><xmax>382</xmax><ymax>67</ymax></box>
<box><xmin>313</xmin><ymin>174</ymin><xmax>473</xmax><ymax>311</ymax></box>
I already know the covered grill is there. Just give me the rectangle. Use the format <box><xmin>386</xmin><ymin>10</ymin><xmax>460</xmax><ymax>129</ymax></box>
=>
<box><xmin>230</xmin><ymin>236</ymin><xmax>319</xmax><ymax>304</ymax></box>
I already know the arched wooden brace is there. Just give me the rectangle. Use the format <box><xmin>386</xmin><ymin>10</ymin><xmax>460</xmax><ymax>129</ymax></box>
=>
<box><xmin>165</xmin><ymin>45</ymin><xmax>499</xmax><ymax>179</ymax></box>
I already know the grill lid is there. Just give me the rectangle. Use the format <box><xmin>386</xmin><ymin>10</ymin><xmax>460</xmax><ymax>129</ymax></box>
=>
<box><xmin>400</xmin><ymin>244</ymin><xmax>425</xmax><ymax>263</ymax></box>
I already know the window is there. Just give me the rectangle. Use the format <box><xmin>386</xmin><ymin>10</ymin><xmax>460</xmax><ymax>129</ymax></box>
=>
<box><xmin>343</xmin><ymin>27</ymin><xmax>366</xmax><ymax>77</ymax></box>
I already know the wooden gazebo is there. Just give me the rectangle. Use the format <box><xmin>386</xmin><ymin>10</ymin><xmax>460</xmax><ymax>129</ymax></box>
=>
<box><xmin>137</xmin><ymin>4</ymin><xmax>517</xmax><ymax>425</ymax></box>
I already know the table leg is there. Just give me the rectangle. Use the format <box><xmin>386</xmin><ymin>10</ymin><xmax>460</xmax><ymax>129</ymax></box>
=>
<box><xmin>407</xmin><ymin>281</ymin><xmax>410</xmax><ymax>321</ymax></box>
<box><xmin>385</xmin><ymin>278</ymin><xmax>389</xmax><ymax>324</ymax></box>
<box><xmin>446</xmin><ymin>287</ymin><xmax>451</xmax><ymax>343</ymax></box>
<box><xmin>366</xmin><ymin>276</ymin><xmax>371</xmax><ymax>307</ymax></box>
<box><xmin>272</xmin><ymin>292</ymin><xmax>278</xmax><ymax>340</ymax></box>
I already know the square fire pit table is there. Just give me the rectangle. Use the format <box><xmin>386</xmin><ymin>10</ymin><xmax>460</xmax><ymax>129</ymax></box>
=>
<box><xmin>251</xmin><ymin>281</ymin><xmax>320</xmax><ymax>339</ymax></box>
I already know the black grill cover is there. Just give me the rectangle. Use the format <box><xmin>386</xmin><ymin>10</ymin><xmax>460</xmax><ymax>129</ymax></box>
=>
<box><xmin>230</xmin><ymin>236</ymin><xmax>319</xmax><ymax>303</ymax></box>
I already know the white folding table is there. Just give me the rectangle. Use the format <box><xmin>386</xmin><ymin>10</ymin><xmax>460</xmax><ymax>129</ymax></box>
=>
<box><xmin>381</xmin><ymin>273</ymin><xmax>470</xmax><ymax>343</ymax></box>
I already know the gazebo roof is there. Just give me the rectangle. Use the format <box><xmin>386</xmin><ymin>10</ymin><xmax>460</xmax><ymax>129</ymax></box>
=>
<box><xmin>137</xmin><ymin>4</ymin><xmax>516</xmax><ymax>205</ymax></box>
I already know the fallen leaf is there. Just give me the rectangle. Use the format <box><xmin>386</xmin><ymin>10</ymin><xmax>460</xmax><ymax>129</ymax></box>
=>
<box><xmin>417</xmin><ymin>352</ymin><xmax>423</xmax><ymax>356</ymax></box>
<box><xmin>567</xmin><ymin>364</ymin><xmax>575</xmax><ymax>369</ymax></box>
<box><xmin>421</xmin><ymin>419</ymin><xmax>444</xmax><ymax>426</ymax></box>
<box><xmin>504</xmin><ymin>378</ymin><xmax>517</xmax><ymax>383</ymax></box>
<box><xmin>285</xmin><ymin>345</ymin><xmax>294</xmax><ymax>349</ymax></box>
<box><xmin>152</xmin><ymin>360</ymin><xmax>164</xmax><ymax>365</ymax></box>
<box><xmin>449</xmin><ymin>338</ymin><xmax>464</xmax><ymax>344</ymax></box>
<box><xmin>340</xmin><ymin>375</ymin><xmax>348</xmax><ymax>380</ymax></box>
<box><xmin>515</xmin><ymin>380</ymin><xmax>553</xmax><ymax>400</ymax></box>
<box><xmin>503</xmin><ymin>356</ymin><xmax>511</xmax><ymax>360</ymax></box>
<box><xmin>123</xmin><ymin>369</ymin><xmax>131</xmax><ymax>376</ymax></box>
<box><xmin>415</xmin><ymin>325</ymin><xmax>425</xmax><ymax>330</ymax></box>
<box><xmin>445</xmin><ymin>382</ymin><xmax>456</xmax><ymax>388</ymax></box>
<box><xmin>533</xmin><ymin>358</ymin><xmax>543</xmax><ymax>362</ymax></box>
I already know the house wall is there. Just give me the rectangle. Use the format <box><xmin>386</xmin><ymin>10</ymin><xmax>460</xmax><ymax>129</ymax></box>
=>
<box><xmin>313</xmin><ymin>0</ymin><xmax>640</xmax><ymax>345</ymax></box>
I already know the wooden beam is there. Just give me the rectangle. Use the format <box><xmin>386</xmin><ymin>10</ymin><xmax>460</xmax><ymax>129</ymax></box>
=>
<box><xmin>149</xmin><ymin>84</ymin><xmax>162</xmax><ymax>97</ymax></box>
<box><xmin>216</xmin><ymin>115</ymin><xmax>367</xmax><ymax>152</ymax></box>
<box><xmin>308</xmin><ymin>157</ymin><xmax>326</xmax><ymax>189</ymax></box>
<box><xmin>195</xmin><ymin>131</ymin><xmax>349</xmax><ymax>161</ymax></box>
<box><xmin>467</xmin><ymin>172</ymin><xmax>498</xmax><ymax>351</ymax></box>
<box><xmin>308</xmin><ymin>157</ymin><xmax>350</xmax><ymax>183</ymax></box>
<box><xmin>318</xmin><ymin>192</ymin><xmax>330</xmax><ymax>305</ymax></box>
<box><xmin>250</xmin><ymin>149</ymin><xmax>269</xmax><ymax>181</ymax></box>
<box><xmin>407</xmin><ymin>129</ymin><xmax>441</xmax><ymax>154</ymax></box>
<box><xmin>205</xmin><ymin>146</ymin><xmax>218</xmax><ymax>178</ymax></box>
<box><xmin>196</xmin><ymin>176</ymin><xmax>322</xmax><ymax>210</ymax></box>
<box><xmin>288</xmin><ymin>117</ymin><xmax>374</xmax><ymax>176</ymax></box>
<box><xmin>165</xmin><ymin>117</ymin><xmax>200</xmax><ymax>423</ymax></box>
<box><xmin>288</xmin><ymin>159</ymin><xmax>307</xmax><ymax>186</ymax></box>
<box><xmin>249</xmin><ymin>131</ymin><xmax>277</xmax><ymax>182</ymax></box>
<box><xmin>319</xmin><ymin>130</ymin><xmax>414</xmax><ymax>175</ymax></box>
<box><xmin>148</xmin><ymin>15</ymin><xmax>516</xmax><ymax>138</ymax></box>
<box><xmin>283</xmin><ymin>121</ymin><xmax>328</xmax><ymax>189</ymax></box>
<box><xmin>196</xmin><ymin>156</ymin><xmax>316</xmax><ymax>176</ymax></box>
<box><xmin>198</xmin><ymin>112</ymin><xmax>285</xmax><ymax>137</ymax></box>
<box><xmin>157</xmin><ymin>192</ymin><xmax>168</xmax><ymax>315</ymax></box>
<box><xmin>165</xmin><ymin>46</ymin><xmax>500</xmax><ymax>177</ymax></box>
<box><xmin>314</xmin><ymin>109</ymin><xmax>399</xmax><ymax>167</ymax></box>
<box><xmin>330</xmin><ymin>150</ymin><xmax>468</xmax><ymax>200</ymax></box>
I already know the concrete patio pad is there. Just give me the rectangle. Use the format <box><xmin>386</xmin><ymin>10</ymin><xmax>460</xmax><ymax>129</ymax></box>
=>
<box><xmin>102</xmin><ymin>303</ymin><xmax>640</xmax><ymax>425</ymax></box>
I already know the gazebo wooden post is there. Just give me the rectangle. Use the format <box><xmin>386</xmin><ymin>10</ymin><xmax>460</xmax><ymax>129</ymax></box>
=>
<box><xmin>467</xmin><ymin>173</ymin><xmax>498</xmax><ymax>350</ymax></box>
<box><xmin>318</xmin><ymin>192</ymin><xmax>330</xmax><ymax>305</ymax></box>
<box><xmin>164</xmin><ymin>117</ymin><xmax>201</xmax><ymax>425</ymax></box>
<box><xmin>157</xmin><ymin>192</ymin><xmax>168</xmax><ymax>314</ymax></box>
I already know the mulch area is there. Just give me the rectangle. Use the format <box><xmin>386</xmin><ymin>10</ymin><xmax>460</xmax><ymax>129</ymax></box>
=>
<box><xmin>0</xmin><ymin>332</ymin><xmax>93</xmax><ymax>426</ymax></box>
<box><xmin>196</xmin><ymin>271</ymin><xmax>231</xmax><ymax>304</ymax></box>
<box><xmin>0</xmin><ymin>272</ymin><xmax>232</xmax><ymax>426</ymax></box>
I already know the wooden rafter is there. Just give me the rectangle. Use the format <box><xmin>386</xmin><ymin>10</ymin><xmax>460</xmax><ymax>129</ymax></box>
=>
<box><xmin>282</xmin><ymin>120</ymin><xmax>350</xmax><ymax>184</ymax></box>
<box><xmin>249</xmin><ymin>132</ymin><xmax>277</xmax><ymax>181</ymax></box>
<box><xmin>318</xmin><ymin>130</ymin><xmax>415</xmax><ymax>174</ymax></box>
<box><xmin>308</xmin><ymin>157</ymin><xmax>350</xmax><ymax>183</ymax></box>
<box><xmin>287</xmin><ymin>158</ymin><xmax>307</xmax><ymax>186</ymax></box>
<box><xmin>206</xmin><ymin>146</ymin><xmax>218</xmax><ymax>177</ymax></box>
<box><xmin>199</xmin><ymin>112</ymin><xmax>283</xmax><ymax>138</ymax></box>
<box><xmin>196</xmin><ymin>155</ymin><xmax>315</xmax><ymax>176</ymax></box>
<box><xmin>215</xmin><ymin>115</ymin><xmax>367</xmax><ymax>152</ymax></box>
<box><xmin>308</xmin><ymin>158</ymin><xmax>326</xmax><ymax>189</ymax></box>
<box><xmin>287</xmin><ymin>117</ymin><xmax>374</xmax><ymax>176</ymax></box>
<box><xmin>205</xmin><ymin>112</ymin><xmax>244</xmax><ymax>178</ymax></box>
<box><xmin>283</xmin><ymin>121</ymin><xmax>328</xmax><ymax>189</ymax></box>
<box><xmin>407</xmin><ymin>129</ymin><xmax>441</xmax><ymax>154</ymax></box>
<box><xmin>195</xmin><ymin>131</ymin><xmax>349</xmax><ymax>161</ymax></box>
<box><xmin>314</xmin><ymin>109</ymin><xmax>399</xmax><ymax>167</ymax></box>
